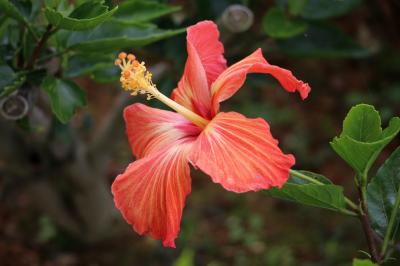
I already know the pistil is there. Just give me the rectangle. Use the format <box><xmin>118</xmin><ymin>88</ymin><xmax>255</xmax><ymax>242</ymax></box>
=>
<box><xmin>115</xmin><ymin>52</ymin><xmax>209</xmax><ymax>129</ymax></box>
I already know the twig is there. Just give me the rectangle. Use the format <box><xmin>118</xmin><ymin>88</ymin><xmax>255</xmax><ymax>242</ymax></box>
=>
<box><xmin>25</xmin><ymin>25</ymin><xmax>56</xmax><ymax>69</ymax></box>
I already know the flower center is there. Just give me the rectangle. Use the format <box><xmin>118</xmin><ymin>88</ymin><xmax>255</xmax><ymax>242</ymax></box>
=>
<box><xmin>115</xmin><ymin>52</ymin><xmax>209</xmax><ymax>129</ymax></box>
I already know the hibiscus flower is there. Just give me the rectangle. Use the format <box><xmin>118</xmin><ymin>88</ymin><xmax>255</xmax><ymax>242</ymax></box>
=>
<box><xmin>112</xmin><ymin>20</ymin><xmax>311</xmax><ymax>247</ymax></box>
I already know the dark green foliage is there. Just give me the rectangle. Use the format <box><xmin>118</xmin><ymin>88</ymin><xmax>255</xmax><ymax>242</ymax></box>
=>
<box><xmin>1</xmin><ymin>0</ymin><xmax>400</xmax><ymax>265</ymax></box>
<box><xmin>0</xmin><ymin>64</ymin><xmax>26</xmax><ymax>98</ymax></box>
<box><xmin>267</xmin><ymin>0</ymin><xmax>367</xmax><ymax>58</ymax></box>
<box><xmin>300</xmin><ymin>0</ymin><xmax>362</xmax><ymax>20</ymax></box>
<box><xmin>44</xmin><ymin>1</ymin><xmax>118</xmax><ymax>31</ymax></box>
<box><xmin>331</xmin><ymin>104</ymin><xmax>400</xmax><ymax>176</ymax></box>
<box><xmin>265</xmin><ymin>171</ymin><xmax>346</xmax><ymax>212</ymax></box>
<box><xmin>262</xmin><ymin>7</ymin><xmax>307</xmax><ymax>39</ymax></box>
<box><xmin>368</xmin><ymin>147</ymin><xmax>400</xmax><ymax>240</ymax></box>
<box><xmin>277</xmin><ymin>24</ymin><xmax>370</xmax><ymax>58</ymax></box>
<box><xmin>64</xmin><ymin>53</ymin><xmax>114</xmax><ymax>78</ymax></box>
<box><xmin>0</xmin><ymin>0</ymin><xmax>182</xmax><ymax>123</ymax></box>
<box><xmin>41</xmin><ymin>76</ymin><xmax>86</xmax><ymax>123</ymax></box>
<box><xmin>65</xmin><ymin>21</ymin><xmax>184</xmax><ymax>52</ymax></box>
<box><xmin>113</xmin><ymin>0</ymin><xmax>181</xmax><ymax>23</ymax></box>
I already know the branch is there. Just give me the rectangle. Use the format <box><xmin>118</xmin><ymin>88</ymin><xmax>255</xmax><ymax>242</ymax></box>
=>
<box><xmin>25</xmin><ymin>25</ymin><xmax>55</xmax><ymax>69</ymax></box>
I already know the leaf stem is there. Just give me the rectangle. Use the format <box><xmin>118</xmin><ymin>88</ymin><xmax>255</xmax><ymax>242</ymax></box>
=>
<box><xmin>289</xmin><ymin>169</ymin><xmax>324</xmax><ymax>185</ymax></box>
<box><xmin>339</xmin><ymin>208</ymin><xmax>358</xmax><ymax>217</ymax></box>
<box><xmin>289</xmin><ymin>169</ymin><xmax>359</xmax><ymax>213</ymax></box>
<box><xmin>381</xmin><ymin>186</ymin><xmax>400</xmax><ymax>257</ymax></box>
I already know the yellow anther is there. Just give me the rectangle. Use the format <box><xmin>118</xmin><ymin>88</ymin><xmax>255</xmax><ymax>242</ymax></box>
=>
<box><xmin>127</xmin><ymin>54</ymin><xmax>135</xmax><ymax>61</ymax></box>
<box><xmin>132</xmin><ymin>61</ymin><xmax>139</xmax><ymax>68</ymax></box>
<box><xmin>123</xmin><ymin>70</ymin><xmax>131</xmax><ymax>78</ymax></box>
<box><xmin>115</xmin><ymin>52</ymin><xmax>155</xmax><ymax>100</ymax></box>
<box><xmin>114</xmin><ymin>59</ymin><xmax>122</xmax><ymax>65</ymax></box>
<box><xmin>114</xmin><ymin>51</ymin><xmax>210</xmax><ymax>129</ymax></box>
<box><xmin>118</xmin><ymin>52</ymin><xmax>127</xmax><ymax>59</ymax></box>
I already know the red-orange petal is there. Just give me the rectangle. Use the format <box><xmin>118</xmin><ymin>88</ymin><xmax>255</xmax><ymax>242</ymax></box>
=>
<box><xmin>124</xmin><ymin>103</ymin><xmax>200</xmax><ymax>158</ymax></box>
<box><xmin>186</xmin><ymin>20</ymin><xmax>227</xmax><ymax>86</ymax></box>
<box><xmin>210</xmin><ymin>49</ymin><xmax>311</xmax><ymax>116</ymax></box>
<box><xmin>171</xmin><ymin>20</ymin><xmax>227</xmax><ymax>119</ymax></box>
<box><xmin>112</xmin><ymin>139</ymin><xmax>194</xmax><ymax>248</ymax></box>
<box><xmin>190</xmin><ymin>112</ymin><xmax>295</xmax><ymax>193</ymax></box>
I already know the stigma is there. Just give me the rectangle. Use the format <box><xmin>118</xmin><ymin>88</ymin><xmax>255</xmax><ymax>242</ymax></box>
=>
<box><xmin>114</xmin><ymin>52</ymin><xmax>157</xmax><ymax>100</ymax></box>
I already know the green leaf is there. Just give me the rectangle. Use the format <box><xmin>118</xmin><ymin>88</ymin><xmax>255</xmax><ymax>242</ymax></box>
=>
<box><xmin>264</xmin><ymin>171</ymin><xmax>347</xmax><ymax>212</ymax></box>
<box><xmin>367</xmin><ymin>147</ymin><xmax>400</xmax><ymax>240</ymax></box>
<box><xmin>341</xmin><ymin>104</ymin><xmax>382</xmax><ymax>142</ymax></box>
<box><xmin>90</xmin><ymin>66</ymin><xmax>120</xmax><ymax>83</ymax></box>
<box><xmin>64</xmin><ymin>52</ymin><xmax>120</xmax><ymax>83</ymax></box>
<box><xmin>66</xmin><ymin>21</ymin><xmax>184</xmax><ymax>52</ymax></box>
<box><xmin>0</xmin><ymin>0</ymin><xmax>37</xmax><ymax>38</ymax></box>
<box><xmin>352</xmin><ymin>258</ymin><xmax>377</xmax><ymax>266</ymax></box>
<box><xmin>262</xmin><ymin>7</ymin><xmax>307</xmax><ymax>39</ymax></box>
<box><xmin>0</xmin><ymin>0</ymin><xmax>29</xmax><ymax>23</ymax></box>
<box><xmin>65</xmin><ymin>53</ymin><xmax>114</xmax><ymax>78</ymax></box>
<box><xmin>288</xmin><ymin>0</ymin><xmax>308</xmax><ymax>16</ymax></box>
<box><xmin>23</xmin><ymin>25</ymin><xmax>37</xmax><ymax>63</ymax></box>
<box><xmin>26</xmin><ymin>69</ymin><xmax>47</xmax><ymax>86</ymax></box>
<box><xmin>29</xmin><ymin>0</ymin><xmax>41</xmax><ymax>21</ymax></box>
<box><xmin>0</xmin><ymin>65</ymin><xmax>26</xmax><ymax>99</ymax></box>
<box><xmin>173</xmin><ymin>248</ymin><xmax>194</xmax><ymax>266</ymax></box>
<box><xmin>15</xmin><ymin>0</ymin><xmax>39</xmax><ymax>21</ymax></box>
<box><xmin>0</xmin><ymin>64</ymin><xmax>16</xmax><ymax>89</ymax></box>
<box><xmin>301</xmin><ymin>0</ymin><xmax>362</xmax><ymax>20</ymax></box>
<box><xmin>113</xmin><ymin>0</ymin><xmax>181</xmax><ymax>23</ymax></box>
<box><xmin>44</xmin><ymin>0</ymin><xmax>61</xmax><ymax>9</ymax></box>
<box><xmin>45</xmin><ymin>0</ymin><xmax>118</xmax><ymax>31</ymax></box>
<box><xmin>0</xmin><ymin>16</ymin><xmax>9</xmax><ymax>39</ymax></box>
<box><xmin>330</xmin><ymin>104</ymin><xmax>400</xmax><ymax>176</ymax></box>
<box><xmin>41</xmin><ymin>76</ymin><xmax>86</xmax><ymax>123</ymax></box>
<box><xmin>0</xmin><ymin>74</ymin><xmax>26</xmax><ymax>99</ymax></box>
<box><xmin>278</xmin><ymin>24</ymin><xmax>370</xmax><ymax>58</ymax></box>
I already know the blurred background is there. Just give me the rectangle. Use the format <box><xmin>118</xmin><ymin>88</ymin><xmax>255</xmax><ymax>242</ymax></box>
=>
<box><xmin>0</xmin><ymin>0</ymin><xmax>400</xmax><ymax>265</ymax></box>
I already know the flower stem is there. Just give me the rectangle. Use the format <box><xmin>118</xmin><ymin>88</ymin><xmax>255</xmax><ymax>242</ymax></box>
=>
<box><xmin>289</xmin><ymin>169</ymin><xmax>359</xmax><ymax>213</ymax></box>
<box><xmin>381</xmin><ymin>186</ymin><xmax>400</xmax><ymax>257</ymax></box>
